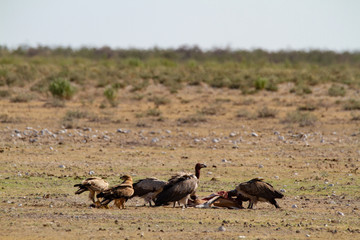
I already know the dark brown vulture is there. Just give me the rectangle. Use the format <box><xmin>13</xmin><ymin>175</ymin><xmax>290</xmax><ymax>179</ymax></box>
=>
<box><xmin>97</xmin><ymin>175</ymin><xmax>134</xmax><ymax>209</ymax></box>
<box><xmin>154</xmin><ymin>173</ymin><xmax>198</xmax><ymax>208</ymax></box>
<box><xmin>156</xmin><ymin>163</ymin><xmax>207</xmax><ymax>207</ymax></box>
<box><xmin>74</xmin><ymin>177</ymin><xmax>109</xmax><ymax>206</ymax></box>
<box><xmin>235</xmin><ymin>177</ymin><xmax>284</xmax><ymax>209</ymax></box>
<box><xmin>130</xmin><ymin>177</ymin><xmax>167</xmax><ymax>206</ymax></box>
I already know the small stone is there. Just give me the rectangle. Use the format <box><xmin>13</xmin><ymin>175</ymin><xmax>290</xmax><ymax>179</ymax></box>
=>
<box><xmin>258</xmin><ymin>164</ymin><xmax>264</xmax><ymax>168</ymax></box>
<box><xmin>194</xmin><ymin>138</ymin><xmax>201</xmax><ymax>143</ymax></box>
<box><xmin>151</xmin><ymin>138</ymin><xmax>159</xmax><ymax>143</ymax></box>
<box><xmin>274</xmin><ymin>131</ymin><xmax>280</xmax><ymax>135</ymax></box>
<box><xmin>292</xmin><ymin>204</ymin><xmax>298</xmax><ymax>208</ymax></box>
<box><xmin>218</xmin><ymin>226</ymin><xmax>226</xmax><ymax>232</ymax></box>
<box><xmin>221</xmin><ymin>159</ymin><xmax>228</xmax><ymax>163</ymax></box>
<box><xmin>18</xmin><ymin>204</ymin><xmax>22</xmax><ymax>207</ymax></box>
<box><xmin>49</xmin><ymin>147</ymin><xmax>54</xmax><ymax>151</ymax></box>
<box><xmin>280</xmin><ymin>189</ymin><xmax>286</xmax><ymax>193</ymax></box>
<box><xmin>239</xmin><ymin>236</ymin><xmax>246</xmax><ymax>239</ymax></box>
<box><xmin>329</xmin><ymin>183</ymin><xmax>334</xmax><ymax>187</ymax></box>
<box><xmin>229</xmin><ymin>132</ymin><xmax>237</xmax><ymax>137</ymax></box>
<box><xmin>306</xmin><ymin>234</ymin><xmax>310</xmax><ymax>238</ymax></box>
<box><xmin>212</xmin><ymin>138</ymin><xmax>220</xmax><ymax>143</ymax></box>
<box><xmin>207</xmin><ymin>172</ymin><xmax>213</xmax><ymax>175</ymax></box>
<box><xmin>251</xmin><ymin>132</ymin><xmax>258</xmax><ymax>137</ymax></box>
<box><xmin>89</xmin><ymin>171</ymin><xmax>95</xmax><ymax>175</ymax></box>
<box><xmin>278</xmin><ymin>135</ymin><xmax>285</xmax><ymax>141</ymax></box>
<box><xmin>166</xmin><ymin>130</ymin><xmax>171</xmax><ymax>134</ymax></box>
<box><xmin>59</xmin><ymin>165</ymin><xmax>66</xmax><ymax>169</ymax></box>
<box><xmin>337</xmin><ymin>211</ymin><xmax>345</xmax><ymax>216</ymax></box>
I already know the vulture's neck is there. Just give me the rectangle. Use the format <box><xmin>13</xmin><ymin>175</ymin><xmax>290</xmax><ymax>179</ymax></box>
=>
<box><xmin>195</xmin><ymin>167</ymin><xmax>201</xmax><ymax>179</ymax></box>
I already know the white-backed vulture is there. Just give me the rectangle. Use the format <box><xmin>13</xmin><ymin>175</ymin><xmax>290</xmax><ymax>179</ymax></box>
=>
<box><xmin>235</xmin><ymin>177</ymin><xmax>284</xmax><ymax>209</ymax></box>
<box><xmin>97</xmin><ymin>175</ymin><xmax>134</xmax><ymax>209</ymax></box>
<box><xmin>154</xmin><ymin>173</ymin><xmax>198</xmax><ymax>208</ymax></box>
<box><xmin>130</xmin><ymin>177</ymin><xmax>167</xmax><ymax>206</ymax></box>
<box><xmin>74</xmin><ymin>177</ymin><xmax>109</xmax><ymax>206</ymax></box>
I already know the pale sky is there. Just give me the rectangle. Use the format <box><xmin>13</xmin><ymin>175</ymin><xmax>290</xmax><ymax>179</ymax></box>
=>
<box><xmin>1</xmin><ymin>0</ymin><xmax>359</xmax><ymax>51</ymax></box>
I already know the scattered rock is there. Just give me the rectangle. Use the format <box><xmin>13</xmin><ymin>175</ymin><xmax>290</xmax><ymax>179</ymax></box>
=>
<box><xmin>251</xmin><ymin>132</ymin><xmax>258</xmax><ymax>137</ymax></box>
<box><xmin>218</xmin><ymin>226</ymin><xmax>226</xmax><ymax>232</ymax></box>
<box><xmin>292</xmin><ymin>204</ymin><xmax>298</xmax><ymax>208</ymax></box>
<box><xmin>280</xmin><ymin>189</ymin><xmax>286</xmax><ymax>193</ymax></box>
<box><xmin>59</xmin><ymin>165</ymin><xmax>66</xmax><ymax>169</ymax></box>
<box><xmin>337</xmin><ymin>211</ymin><xmax>345</xmax><ymax>216</ymax></box>
<box><xmin>89</xmin><ymin>171</ymin><xmax>95</xmax><ymax>175</ymax></box>
<box><xmin>258</xmin><ymin>164</ymin><xmax>264</xmax><ymax>168</ymax></box>
<box><xmin>221</xmin><ymin>159</ymin><xmax>228</xmax><ymax>163</ymax></box>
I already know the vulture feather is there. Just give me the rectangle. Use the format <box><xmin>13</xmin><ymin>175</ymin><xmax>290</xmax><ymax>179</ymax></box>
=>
<box><xmin>97</xmin><ymin>175</ymin><xmax>134</xmax><ymax>209</ymax></box>
<box><xmin>154</xmin><ymin>174</ymin><xmax>198</xmax><ymax>208</ymax></box>
<box><xmin>235</xmin><ymin>177</ymin><xmax>284</xmax><ymax>209</ymax></box>
<box><xmin>131</xmin><ymin>177</ymin><xmax>167</xmax><ymax>206</ymax></box>
<box><xmin>74</xmin><ymin>177</ymin><xmax>109</xmax><ymax>205</ymax></box>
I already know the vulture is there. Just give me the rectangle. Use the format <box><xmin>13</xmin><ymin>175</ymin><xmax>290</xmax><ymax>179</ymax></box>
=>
<box><xmin>154</xmin><ymin>163</ymin><xmax>207</xmax><ymax>208</ymax></box>
<box><xmin>97</xmin><ymin>175</ymin><xmax>134</xmax><ymax>209</ymax></box>
<box><xmin>74</xmin><ymin>177</ymin><xmax>109</xmax><ymax>206</ymax></box>
<box><xmin>130</xmin><ymin>177</ymin><xmax>167</xmax><ymax>206</ymax></box>
<box><xmin>154</xmin><ymin>173</ymin><xmax>198</xmax><ymax>208</ymax></box>
<box><xmin>235</xmin><ymin>177</ymin><xmax>284</xmax><ymax>209</ymax></box>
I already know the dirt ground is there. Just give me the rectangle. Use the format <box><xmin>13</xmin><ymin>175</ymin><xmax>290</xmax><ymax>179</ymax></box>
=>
<box><xmin>0</xmin><ymin>84</ymin><xmax>359</xmax><ymax>239</ymax></box>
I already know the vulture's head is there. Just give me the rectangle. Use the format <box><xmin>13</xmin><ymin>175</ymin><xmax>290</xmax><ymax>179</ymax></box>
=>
<box><xmin>195</xmin><ymin>163</ymin><xmax>207</xmax><ymax>170</ymax></box>
<box><xmin>120</xmin><ymin>175</ymin><xmax>132</xmax><ymax>181</ymax></box>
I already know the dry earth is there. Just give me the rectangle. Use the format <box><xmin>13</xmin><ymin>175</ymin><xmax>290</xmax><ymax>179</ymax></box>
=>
<box><xmin>0</xmin><ymin>84</ymin><xmax>360</xmax><ymax>239</ymax></box>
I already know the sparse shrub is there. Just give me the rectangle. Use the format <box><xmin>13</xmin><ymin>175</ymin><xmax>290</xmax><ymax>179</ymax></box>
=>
<box><xmin>298</xmin><ymin>102</ymin><xmax>317</xmax><ymax>111</ymax></box>
<box><xmin>236</xmin><ymin>109</ymin><xmax>251</xmax><ymax>119</ymax></box>
<box><xmin>257</xmin><ymin>106</ymin><xmax>277</xmax><ymax>118</ymax></box>
<box><xmin>254</xmin><ymin>77</ymin><xmax>268</xmax><ymax>90</ymax></box>
<box><xmin>351</xmin><ymin>112</ymin><xmax>360</xmax><ymax>121</ymax></box>
<box><xmin>149</xmin><ymin>96</ymin><xmax>170</xmax><ymax>107</ymax></box>
<box><xmin>290</xmin><ymin>84</ymin><xmax>312</xmax><ymax>95</ymax></box>
<box><xmin>328</xmin><ymin>84</ymin><xmax>346</xmax><ymax>97</ymax></box>
<box><xmin>49</xmin><ymin>78</ymin><xmax>76</xmax><ymax>99</ymax></box>
<box><xmin>125</xmin><ymin>58</ymin><xmax>143</xmax><ymax>67</ymax></box>
<box><xmin>146</xmin><ymin>108</ymin><xmax>161</xmax><ymax>117</ymax></box>
<box><xmin>265</xmin><ymin>81</ymin><xmax>278</xmax><ymax>92</ymax></box>
<box><xmin>344</xmin><ymin>99</ymin><xmax>360</xmax><ymax>110</ymax></box>
<box><xmin>0</xmin><ymin>90</ymin><xmax>10</xmax><ymax>98</ymax></box>
<box><xmin>30</xmin><ymin>79</ymin><xmax>49</xmax><ymax>93</ymax></box>
<box><xmin>200</xmin><ymin>106</ymin><xmax>221</xmax><ymax>116</ymax></box>
<box><xmin>177</xmin><ymin>113</ymin><xmax>207</xmax><ymax>124</ymax></box>
<box><xmin>10</xmin><ymin>93</ymin><xmax>34</xmax><ymax>103</ymax></box>
<box><xmin>0</xmin><ymin>113</ymin><xmax>18</xmax><ymax>123</ymax></box>
<box><xmin>283</xmin><ymin>110</ymin><xmax>317</xmax><ymax>127</ymax></box>
<box><xmin>61</xmin><ymin>110</ymin><xmax>89</xmax><ymax>129</ymax></box>
<box><xmin>130</xmin><ymin>80</ymin><xmax>149</xmax><ymax>92</ymax></box>
<box><xmin>43</xmin><ymin>98</ymin><xmax>65</xmax><ymax>108</ymax></box>
<box><xmin>104</xmin><ymin>86</ymin><xmax>117</xmax><ymax>107</ymax></box>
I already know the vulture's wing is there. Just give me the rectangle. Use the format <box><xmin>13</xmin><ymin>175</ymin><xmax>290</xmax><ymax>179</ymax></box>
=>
<box><xmin>239</xmin><ymin>181</ymin><xmax>283</xmax><ymax>199</ymax></box>
<box><xmin>86</xmin><ymin>178</ymin><xmax>109</xmax><ymax>192</ymax></box>
<box><xmin>133</xmin><ymin>178</ymin><xmax>166</xmax><ymax>197</ymax></box>
<box><xmin>155</xmin><ymin>175</ymin><xmax>198</xmax><ymax>206</ymax></box>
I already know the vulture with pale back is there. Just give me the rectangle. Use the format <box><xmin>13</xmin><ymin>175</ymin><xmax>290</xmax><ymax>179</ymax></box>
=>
<box><xmin>154</xmin><ymin>173</ymin><xmax>198</xmax><ymax>208</ymax></box>
<box><xmin>74</xmin><ymin>177</ymin><xmax>109</xmax><ymax>205</ymax></box>
<box><xmin>235</xmin><ymin>177</ymin><xmax>284</xmax><ymax>209</ymax></box>
<box><xmin>130</xmin><ymin>177</ymin><xmax>167</xmax><ymax>206</ymax></box>
<box><xmin>97</xmin><ymin>175</ymin><xmax>134</xmax><ymax>209</ymax></box>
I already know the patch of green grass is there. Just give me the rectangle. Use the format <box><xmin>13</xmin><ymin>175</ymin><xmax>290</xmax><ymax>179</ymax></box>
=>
<box><xmin>149</xmin><ymin>96</ymin><xmax>170</xmax><ymax>107</ymax></box>
<box><xmin>103</xmin><ymin>86</ymin><xmax>117</xmax><ymax>107</ymax></box>
<box><xmin>254</xmin><ymin>77</ymin><xmax>268</xmax><ymax>90</ymax></box>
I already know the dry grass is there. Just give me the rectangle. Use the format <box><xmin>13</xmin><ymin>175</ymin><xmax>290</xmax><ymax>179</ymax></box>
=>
<box><xmin>0</xmin><ymin>83</ymin><xmax>360</xmax><ymax>239</ymax></box>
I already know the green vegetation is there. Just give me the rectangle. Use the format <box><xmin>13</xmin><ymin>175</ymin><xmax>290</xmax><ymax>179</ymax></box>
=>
<box><xmin>49</xmin><ymin>78</ymin><xmax>76</xmax><ymax>99</ymax></box>
<box><xmin>0</xmin><ymin>46</ymin><xmax>359</xmax><ymax>100</ymax></box>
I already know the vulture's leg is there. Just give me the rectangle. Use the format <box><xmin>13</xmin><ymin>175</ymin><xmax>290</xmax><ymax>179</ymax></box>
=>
<box><xmin>269</xmin><ymin>199</ymin><xmax>280</xmax><ymax>208</ymax></box>
<box><xmin>173</xmin><ymin>202</ymin><xmax>176</xmax><ymax>208</ymax></box>
<box><xmin>88</xmin><ymin>191</ymin><xmax>95</xmax><ymax>203</ymax></box>
<box><xmin>247</xmin><ymin>201</ymin><xmax>253</xmax><ymax>209</ymax></box>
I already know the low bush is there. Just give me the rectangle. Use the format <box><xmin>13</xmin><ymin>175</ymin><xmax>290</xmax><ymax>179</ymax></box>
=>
<box><xmin>283</xmin><ymin>111</ymin><xmax>317</xmax><ymax>127</ymax></box>
<box><xmin>49</xmin><ymin>78</ymin><xmax>76</xmax><ymax>99</ymax></box>
<box><xmin>328</xmin><ymin>84</ymin><xmax>346</xmax><ymax>97</ymax></box>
